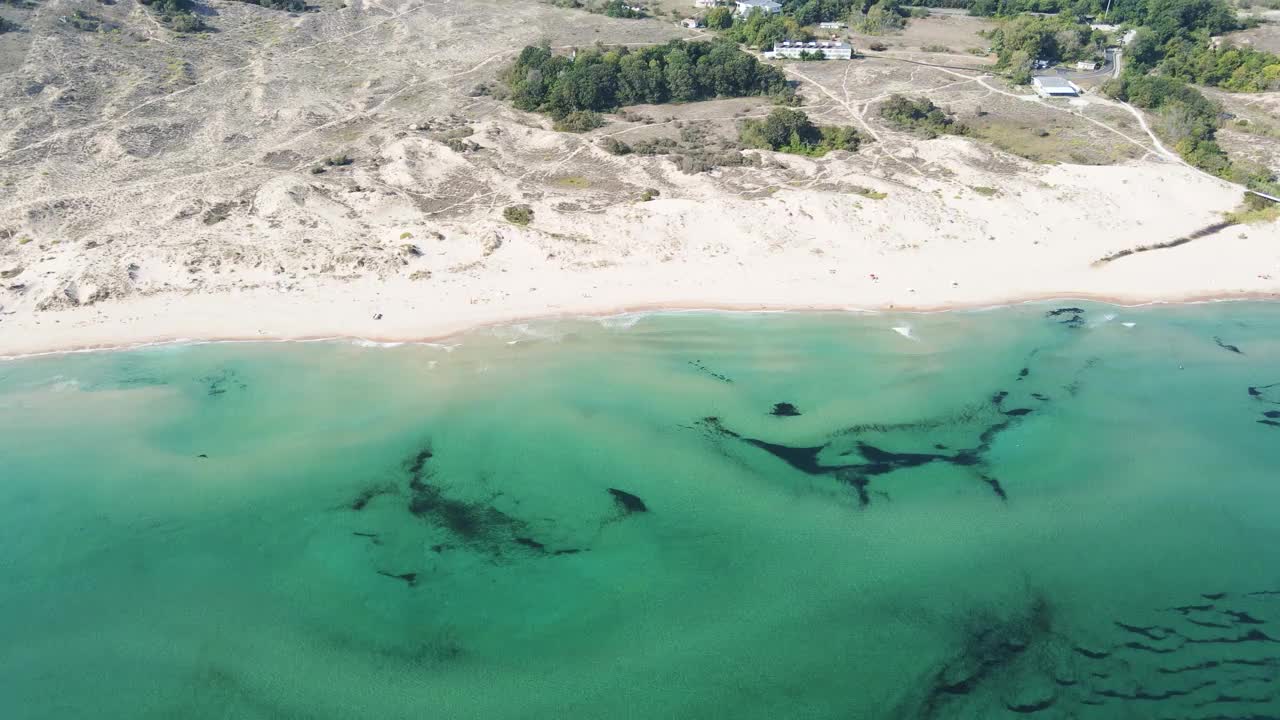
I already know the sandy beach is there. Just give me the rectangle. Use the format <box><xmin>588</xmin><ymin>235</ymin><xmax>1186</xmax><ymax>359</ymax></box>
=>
<box><xmin>3</xmin><ymin>154</ymin><xmax>1278</xmax><ymax>358</ymax></box>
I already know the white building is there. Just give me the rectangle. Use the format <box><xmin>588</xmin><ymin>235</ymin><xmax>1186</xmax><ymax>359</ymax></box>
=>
<box><xmin>736</xmin><ymin>0</ymin><xmax>782</xmax><ymax>15</ymax></box>
<box><xmin>693</xmin><ymin>0</ymin><xmax>720</xmax><ymax>7</ymax></box>
<box><xmin>819</xmin><ymin>21</ymin><xmax>846</xmax><ymax>29</ymax></box>
<box><xmin>1031</xmin><ymin>75</ymin><xmax>1080</xmax><ymax>97</ymax></box>
<box><xmin>1074</xmin><ymin>60</ymin><xmax>1099</xmax><ymax>70</ymax></box>
<box><xmin>767</xmin><ymin>40</ymin><xmax>854</xmax><ymax>60</ymax></box>
<box><xmin>681</xmin><ymin>17</ymin><xmax>703</xmax><ymax>28</ymax></box>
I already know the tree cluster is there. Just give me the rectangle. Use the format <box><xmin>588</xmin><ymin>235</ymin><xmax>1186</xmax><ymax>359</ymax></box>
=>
<box><xmin>1159</xmin><ymin>41</ymin><xmax>1280</xmax><ymax>92</ymax></box>
<box><xmin>717</xmin><ymin>1</ymin><xmax>908</xmax><ymax>45</ymax></box>
<box><xmin>987</xmin><ymin>15</ymin><xmax>1106</xmax><ymax>82</ymax></box>
<box><xmin>739</xmin><ymin>107</ymin><xmax>869</xmax><ymax>156</ymax></box>
<box><xmin>0</xmin><ymin>16</ymin><xmax>16</xmax><ymax>33</ymax></box>
<box><xmin>721</xmin><ymin>9</ymin><xmax>810</xmax><ymax>48</ymax></box>
<box><xmin>503</xmin><ymin>41</ymin><xmax>788</xmax><ymax>121</ymax></box>
<box><xmin>878</xmin><ymin>95</ymin><xmax>966</xmax><ymax>138</ymax></box>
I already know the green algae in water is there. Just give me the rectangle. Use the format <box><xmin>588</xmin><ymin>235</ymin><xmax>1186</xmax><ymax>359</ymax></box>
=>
<box><xmin>1</xmin><ymin>302</ymin><xmax>1279</xmax><ymax>719</ymax></box>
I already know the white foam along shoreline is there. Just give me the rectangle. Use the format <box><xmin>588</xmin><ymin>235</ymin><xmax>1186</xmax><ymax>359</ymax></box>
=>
<box><xmin>2</xmin><ymin>288</ymin><xmax>1276</xmax><ymax>361</ymax></box>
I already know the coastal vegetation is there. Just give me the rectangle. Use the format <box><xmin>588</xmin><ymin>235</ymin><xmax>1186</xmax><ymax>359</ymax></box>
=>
<box><xmin>600</xmin><ymin>124</ymin><xmax>767</xmax><ymax>173</ymax></box>
<box><xmin>739</xmin><ymin>108</ymin><xmax>869</xmax><ymax>156</ymax></box>
<box><xmin>0</xmin><ymin>16</ymin><xmax>16</xmax><ymax>33</ymax></box>
<box><xmin>502</xmin><ymin>41</ymin><xmax>788</xmax><ymax>123</ymax></box>
<box><xmin>879</xmin><ymin>95</ymin><xmax>967</xmax><ymax>138</ymax></box>
<box><xmin>503</xmin><ymin>205</ymin><xmax>534</xmax><ymax>225</ymax></box>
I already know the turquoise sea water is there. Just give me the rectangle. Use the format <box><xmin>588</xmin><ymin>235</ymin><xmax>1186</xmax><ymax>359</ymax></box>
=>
<box><xmin>1</xmin><ymin>303</ymin><xmax>1279</xmax><ymax>719</ymax></box>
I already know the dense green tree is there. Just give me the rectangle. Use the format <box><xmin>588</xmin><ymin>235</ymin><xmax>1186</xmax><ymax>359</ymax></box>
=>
<box><xmin>502</xmin><ymin>40</ymin><xmax>787</xmax><ymax>122</ymax></box>
<box><xmin>987</xmin><ymin>15</ymin><xmax>1104</xmax><ymax>67</ymax></box>
<box><xmin>664</xmin><ymin>48</ymin><xmax>697</xmax><ymax>102</ymax></box>
<box><xmin>705</xmin><ymin>6</ymin><xmax>734</xmax><ymax>28</ymax></box>
<box><xmin>723</xmin><ymin>10</ymin><xmax>809</xmax><ymax>48</ymax></box>
<box><xmin>855</xmin><ymin>0</ymin><xmax>906</xmax><ymax>34</ymax></box>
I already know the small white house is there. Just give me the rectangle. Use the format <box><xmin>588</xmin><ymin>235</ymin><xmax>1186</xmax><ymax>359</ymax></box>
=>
<box><xmin>767</xmin><ymin>40</ymin><xmax>854</xmax><ymax>60</ymax></box>
<box><xmin>681</xmin><ymin>17</ymin><xmax>703</xmax><ymax>28</ymax></box>
<box><xmin>1032</xmin><ymin>75</ymin><xmax>1080</xmax><ymax>97</ymax></box>
<box><xmin>1074</xmin><ymin>60</ymin><xmax>1099</xmax><ymax>71</ymax></box>
<box><xmin>693</xmin><ymin>0</ymin><xmax>720</xmax><ymax>7</ymax></box>
<box><xmin>735</xmin><ymin>0</ymin><xmax>782</xmax><ymax>15</ymax></box>
<box><xmin>819</xmin><ymin>21</ymin><xmax>846</xmax><ymax>29</ymax></box>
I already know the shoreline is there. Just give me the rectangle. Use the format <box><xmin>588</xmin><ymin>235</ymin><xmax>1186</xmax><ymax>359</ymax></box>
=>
<box><xmin>4</xmin><ymin>288</ymin><xmax>1277</xmax><ymax>361</ymax></box>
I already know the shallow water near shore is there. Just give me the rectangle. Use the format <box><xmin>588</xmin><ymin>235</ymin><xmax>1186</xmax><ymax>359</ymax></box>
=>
<box><xmin>1</xmin><ymin>302</ymin><xmax>1279</xmax><ymax>719</ymax></box>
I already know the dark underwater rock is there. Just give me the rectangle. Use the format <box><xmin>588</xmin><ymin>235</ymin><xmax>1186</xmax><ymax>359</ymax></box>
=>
<box><xmin>743</xmin><ymin>438</ymin><xmax>830</xmax><ymax>475</ymax></box>
<box><xmin>1248</xmin><ymin>383</ymin><xmax>1280</xmax><ymax>404</ymax></box>
<box><xmin>514</xmin><ymin>537</ymin><xmax>546</xmax><ymax>552</ymax></box>
<box><xmin>1073</xmin><ymin>646</ymin><xmax>1110</xmax><ymax>660</ymax></box>
<box><xmin>377</xmin><ymin>571</ymin><xmax>418</xmax><ymax>587</ymax></box>
<box><xmin>608</xmin><ymin>488</ymin><xmax>648</xmax><ymax>514</ymax></box>
<box><xmin>1222</xmin><ymin>610</ymin><xmax>1264</xmax><ymax>625</ymax></box>
<box><xmin>1213</xmin><ymin>336</ymin><xmax>1244</xmax><ymax>354</ymax></box>
<box><xmin>770</xmin><ymin>402</ymin><xmax>801</xmax><ymax>417</ymax></box>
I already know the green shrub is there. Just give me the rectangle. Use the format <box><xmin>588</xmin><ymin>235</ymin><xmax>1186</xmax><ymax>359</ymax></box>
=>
<box><xmin>879</xmin><ymin>95</ymin><xmax>966</xmax><ymax>138</ymax></box>
<box><xmin>140</xmin><ymin>0</ymin><xmax>208</xmax><ymax>32</ymax></box>
<box><xmin>65</xmin><ymin>9</ymin><xmax>102</xmax><ymax>31</ymax></box>
<box><xmin>600</xmin><ymin>137</ymin><xmax>632</xmax><ymax>155</ymax></box>
<box><xmin>740</xmin><ymin>108</ymin><xmax>869</xmax><ymax>156</ymax></box>
<box><xmin>503</xmin><ymin>205</ymin><xmax>534</xmax><ymax>226</ymax></box>
<box><xmin>554</xmin><ymin>110</ymin><xmax>605</xmax><ymax>133</ymax></box>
